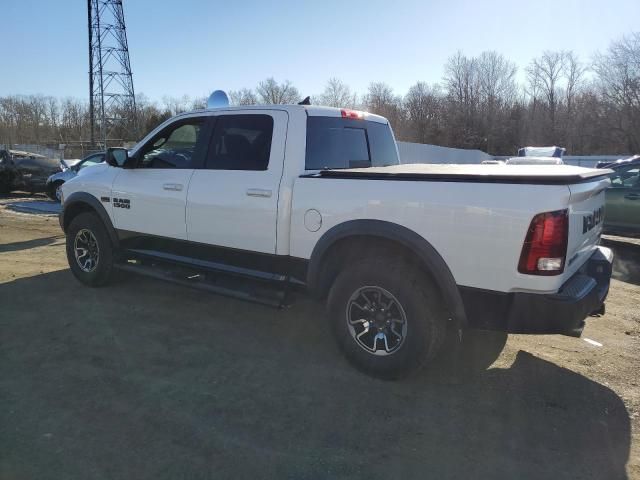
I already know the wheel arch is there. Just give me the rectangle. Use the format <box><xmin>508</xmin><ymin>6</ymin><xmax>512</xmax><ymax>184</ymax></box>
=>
<box><xmin>61</xmin><ymin>192</ymin><xmax>119</xmax><ymax>248</ymax></box>
<box><xmin>307</xmin><ymin>219</ymin><xmax>468</xmax><ymax>328</ymax></box>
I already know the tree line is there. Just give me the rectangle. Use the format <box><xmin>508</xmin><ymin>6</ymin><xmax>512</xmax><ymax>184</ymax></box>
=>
<box><xmin>1</xmin><ymin>32</ymin><xmax>638</xmax><ymax>156</ymax></box>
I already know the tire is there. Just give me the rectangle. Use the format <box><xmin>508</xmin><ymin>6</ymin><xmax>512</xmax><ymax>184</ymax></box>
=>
<box><xmin>66</xmin><ymin>212</ymin><xmax>114</xmax><ymax>287</ymax></box>
<box><xmin>327</xmin><ymin>256</ymin><xmax>447</xmax><ymax>379</ymax></box>
<box><xmin>46</xmin><ymin>181</ymin><xmax>63</xmax><ymax>201</ymax></box>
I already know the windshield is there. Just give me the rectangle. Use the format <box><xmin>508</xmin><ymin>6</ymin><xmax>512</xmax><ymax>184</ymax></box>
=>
<box><xmin>78</xmin><ymin>154</ymin><xmax>104</xmax><ymax>170</ymax></box>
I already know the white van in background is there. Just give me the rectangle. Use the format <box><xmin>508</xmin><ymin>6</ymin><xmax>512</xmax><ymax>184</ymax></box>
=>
<box><xmin>506</xmin><ymin>156</ymin><xmax>565</xmax><ymax>165</ymax></box>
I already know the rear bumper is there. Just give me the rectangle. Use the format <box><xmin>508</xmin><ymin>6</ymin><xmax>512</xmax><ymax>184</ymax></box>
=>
<box><xmin>460</xmin><ymin>246</ymin><xmax>613</xmax><ymax>336</ymax></box>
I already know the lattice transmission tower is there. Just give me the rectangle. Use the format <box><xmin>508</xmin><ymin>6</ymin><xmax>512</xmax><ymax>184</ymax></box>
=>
<box><xmin>88</xmin><ymin>0</ymin><xmax>136</xmax><ymax>146</ymax></box>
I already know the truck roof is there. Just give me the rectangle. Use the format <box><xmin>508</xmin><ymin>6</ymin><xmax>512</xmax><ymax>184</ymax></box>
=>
<box><xmin>174</xmin><ymin>104</ymin><xmax>389</xmax><ymax>124</ymax></box>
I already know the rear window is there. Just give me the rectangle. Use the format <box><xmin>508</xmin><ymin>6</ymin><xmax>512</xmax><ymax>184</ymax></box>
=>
<box><xmin>305</xmin><ymin>117</ymin><xmax>398</xmax><ymax>170</ymax></box>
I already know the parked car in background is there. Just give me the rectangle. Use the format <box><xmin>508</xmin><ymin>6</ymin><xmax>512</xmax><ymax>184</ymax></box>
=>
<box><xmin>46</xmin><ymin>152</ymin><xmax>105</xmax><ymax>201</ymax></box>
<box><xmin>517</xmin><ymin>146</ymin><xmax>566</xmax><ymax>158</ymax></box>
<box><xmin>596</xmin><ymin>155</ymin><xmax>639</xmax><ymax>169</ymax></box>
<box><xmin>0</xmin><ymin>149</ymin><xmax>60</xmax><ymax>195</ymax></box>
<box><xmin>604</xmin><ymin>156</ymin><xmax>640</xmax><ymax>235</ymax></box>
<box><xmin>481</xmin><ymin>160</ymin><xmax>506</xmax><ymax>165</ymax></box>
<box><xmin>505</xmin><ymin>156</ymin><xmax>565</xmax><ymax>165</ymax></box>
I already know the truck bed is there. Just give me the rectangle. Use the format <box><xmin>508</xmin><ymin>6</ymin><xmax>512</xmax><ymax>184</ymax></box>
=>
<box><xmin>302</xmin><ymin>164</ymin><xmax>611</xmax><ymax>185</ymax></box>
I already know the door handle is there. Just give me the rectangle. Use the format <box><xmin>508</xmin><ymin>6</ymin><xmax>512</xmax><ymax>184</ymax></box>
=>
<box><xmin>246</xmin><ymin>188</ymin><xmax>272</xmax><ymax>198</ymax></box>
<box><xmin>163</xmin><ymin>183</ymin><xmax>183</xmax><ymax>191</ymax></box>
<box><xmin>624</xmin><ymin>193</ymin><xmax>639</xmax><ymax>200</ymax></box>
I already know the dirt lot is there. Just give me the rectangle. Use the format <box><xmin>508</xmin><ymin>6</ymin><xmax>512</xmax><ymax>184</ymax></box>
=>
<box><xmin>1</xmin><ymin>198</ymin><xmax>639</xmax><ymax>480</ymax></box>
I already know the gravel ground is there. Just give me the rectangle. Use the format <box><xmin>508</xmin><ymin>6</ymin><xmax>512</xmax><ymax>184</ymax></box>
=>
<box><xmin>1</xmin><ymin>198</ymin><xmax>639</xmax><ymax>480</ymax></box>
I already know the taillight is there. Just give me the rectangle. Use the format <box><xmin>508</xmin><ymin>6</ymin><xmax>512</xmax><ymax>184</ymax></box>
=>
<box><xmin>341</xmin><ymin>109</ymin><xmax>365</xmax><ymax>119</ymax></box>
<box><xmin>518</xmin><ymin>209</ymin><xmax>568</xmax><ymax>276</ymax></box>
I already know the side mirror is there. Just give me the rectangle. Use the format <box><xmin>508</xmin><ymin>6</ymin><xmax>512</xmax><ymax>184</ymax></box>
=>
<box><xmin>105</xmin><ymin>147</ymin><xmax>130</xmax><ymax>168</ymax></box>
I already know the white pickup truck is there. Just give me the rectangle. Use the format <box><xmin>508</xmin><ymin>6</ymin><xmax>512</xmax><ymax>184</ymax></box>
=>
<box><xmin>59</xmin><ymin>105</ymin><xmax>613</xmax><ymax>378</ymax></box>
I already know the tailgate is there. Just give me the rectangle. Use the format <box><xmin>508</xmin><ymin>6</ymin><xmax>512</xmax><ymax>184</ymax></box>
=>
<box><xmin>565</xmin><ymin>176</ymin><xmax>610</xmax><ymax>278</ymax></box>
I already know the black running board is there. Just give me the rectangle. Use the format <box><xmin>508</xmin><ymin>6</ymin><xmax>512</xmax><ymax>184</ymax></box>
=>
<box><xmin>114</xmin><ymin>261</ymin><xmax>292</xmax><ymax>308</ymax></box>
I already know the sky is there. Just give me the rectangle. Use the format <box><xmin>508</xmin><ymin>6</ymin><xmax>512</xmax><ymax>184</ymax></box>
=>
<box><xmin>2</xmin><ymin>0</ymin><xmax>639</xmax><ymax>102</ymax></box>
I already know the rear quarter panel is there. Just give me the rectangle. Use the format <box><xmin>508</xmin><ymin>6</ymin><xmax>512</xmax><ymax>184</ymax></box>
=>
<box><xmin>291</xmin><ymin>178</ymin><xmax>573</xmax><ymax>293</ymax></box>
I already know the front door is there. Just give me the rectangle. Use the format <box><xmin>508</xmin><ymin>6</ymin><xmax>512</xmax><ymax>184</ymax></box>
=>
<box><xmin>111</xmin><ymin>116</ymin><xmax>208</xmax><ymax>240</ymax></box>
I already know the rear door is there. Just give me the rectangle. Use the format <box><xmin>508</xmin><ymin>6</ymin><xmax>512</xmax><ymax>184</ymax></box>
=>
<box><xmin>605</xmin><ymin>165</ymin><xmax>640</xmax><ymax>231</ymax></box>
<box><xmin>111</xmin><ymin>116</ymin><xmax>209</xmax><ymax>240</ymax></box>
<box><xmin>186</xmin><ymin>110</ymin><xmax>287</xmax><ymax>254</ymax></box>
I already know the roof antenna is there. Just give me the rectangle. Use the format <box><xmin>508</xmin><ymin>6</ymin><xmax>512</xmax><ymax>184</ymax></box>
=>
<box><xmin>298</xmin><ymin>96</ymin><xmax>311</xmax><ymax>105</ymax></box>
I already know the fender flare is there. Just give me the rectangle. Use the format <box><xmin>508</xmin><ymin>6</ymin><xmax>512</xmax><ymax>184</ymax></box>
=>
<box><xmin>307</xmin><ymin>219</ymin><xmax>467</xmax><ymax>327</ymax></box>
<box><xmin>60</xmin><ymin>192</ymin><xmax>119</xmax><ymax>248</ymax></box>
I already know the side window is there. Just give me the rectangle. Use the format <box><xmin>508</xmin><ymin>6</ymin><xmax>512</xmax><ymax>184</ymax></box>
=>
<box><xmin>206</xmin><ymin>115</ymin><xmax>273</xmax><ymax>170</ymax></box>
<box><xmin>610</xmin><ymin>167</ymin><xmax>640</xmax><ymax>188</ymax></box>
<box><xmin>138</xmin><ymin>120</ymin><xmax>203</xmax><ymax>169</ymax></box>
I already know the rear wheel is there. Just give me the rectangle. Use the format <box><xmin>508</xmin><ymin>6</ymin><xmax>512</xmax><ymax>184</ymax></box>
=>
<box><xmin>66</xmin><ymin>212</ymin><xmax>114</xmax><ymax>287</ymax></box>
<box><xmin>327</xmin><ymin>256</ymin><xmax>446</xmax><ymax>379</ymax></box>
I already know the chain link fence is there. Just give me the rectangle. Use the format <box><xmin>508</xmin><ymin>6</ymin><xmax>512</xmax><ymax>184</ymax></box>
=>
<box><xmin>0</xmin><ymin>144</ymin><xmax>102</xmax><ymax>161</ymax></box>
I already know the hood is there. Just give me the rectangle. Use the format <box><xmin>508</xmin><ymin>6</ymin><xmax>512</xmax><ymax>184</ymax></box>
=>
<box><xmin>76</xmin><ymin>162</ymin><xmax>108</xmax><ymax>177</ymax></box>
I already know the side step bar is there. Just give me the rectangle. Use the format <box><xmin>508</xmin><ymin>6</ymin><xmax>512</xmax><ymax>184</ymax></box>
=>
<box><xmin>114</xmin><ymin>261</ymin><xmax>293</xmax><ymax>308</ymax></box>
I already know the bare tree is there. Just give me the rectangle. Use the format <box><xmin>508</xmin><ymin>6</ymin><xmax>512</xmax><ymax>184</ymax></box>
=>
<box><xmin>60</xmin><ymin>97</ymin><xmax>89</xmax><ymax>143</ymax></box>
<box><xmin>563</xmin><ymin>51</ymin><xmax>586</xmax><ymax>113</ymax></box>
<box><xmin>526</xmin><ymin>51</ymin><xmax>565</xmax><ymax>140</ymax></box>
<box><xmin>476</xmin><ymin>51</ymin><xmax>518</xmax><ymax>151</ymax></box>
<box><xmin>256</xmin><ymin>78</ymin><xmax>300</xmax><ymax>104</ymax></box>
<box><xmin>442</xmin><ymin>52</ymin><xmax>482</xmax><ymax>147</ymax></box>
<box><xmin>404</xmin><ymin>82</ymin><xmax>443</xmax><ymax>144</ymax></box>
<box><xmin>229</xmin><ymin>88</ymin><xmax>258</xmax><ymax>105</ymax></box>
<box><xmin>476</xmin><ymin>51</ymin><xmax>517</xmax><ymax>108</ymax></box>
<box><xmin>161</xmin><ymin>95</ymin><xmax>193</xmax><ymax>116</ymax></box>
<box><xmin>593</xmin><ymin>33</ymin><xmax>640</xmax><ymax>152</ymax></box>
<box><xmin>46</xmin><ymin>97</ymin><xmax>60</xmax><ymax>141</ymax></box>
<box><xmin>444</xmin><ymin>51</ymin><xmax>480</xmax><ymax>112</ymax></box>
<box><xmin>317</xmin><ymin>78</ymin><xmax>356</xmax><ymax>108</ymax></box>
<box><xmin>2</xmin><ymin>33</ymin><xmax>640</xmax><ymax>156</ymax></box>
<box><xmin>363</xmin><ymin>82</ymin><xmax>405</xmax><ymax>138</ymax></box>
<box><xmin>135</xmin><ymin>93</ymin><xmax>170</xmax><ymax>138</ymax></box>
<box><xmin>561</xmin><ymin>51</ymin><xmax>587</xmax><ymax>151</ymax></box>
<box><xmin>190</xmin><ymin>96</ymin><xmax>207</xmax><ymax>110</ymax></box>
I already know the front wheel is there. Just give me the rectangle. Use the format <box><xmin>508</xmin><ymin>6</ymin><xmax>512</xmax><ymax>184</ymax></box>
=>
<box><xmin>66</xmin><ymin>212</ymin><xmax>114</xmax><ymax>287</ymax></box>
<box><xmin>327</xmin><ymin>257</ymin><xmax>446</xmax><ymax>379</ymax></box>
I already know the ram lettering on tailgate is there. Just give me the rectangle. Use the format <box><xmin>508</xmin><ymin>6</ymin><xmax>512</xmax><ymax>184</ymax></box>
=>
<box><xmin>583</xmin><ymin>206</ymin><xmax>603</xmax><ymax>234</ymax></box>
